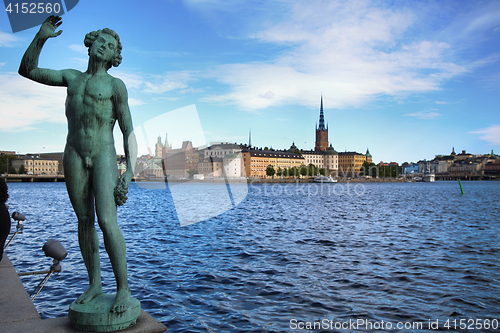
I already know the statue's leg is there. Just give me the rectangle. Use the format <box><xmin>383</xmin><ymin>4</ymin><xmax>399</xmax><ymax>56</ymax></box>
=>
<box><xmin>63</xmin><ymin>146</ymin><xmax>103</xmax><ymax>303</ymax></box>
<box><xmin>93</xmin><ymin>151</ymin><xmax>130</xmax><ymax>313</ymax></box>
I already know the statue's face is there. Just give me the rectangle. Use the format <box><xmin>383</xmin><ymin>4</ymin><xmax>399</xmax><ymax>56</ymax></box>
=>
<box><xmin>90</xmin><ymin>33</ymin><xmax>117</xmax><ymax>65</ymax></box>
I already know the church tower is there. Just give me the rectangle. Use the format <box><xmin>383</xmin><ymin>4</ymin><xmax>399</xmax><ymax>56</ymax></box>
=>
<box><xmin>315</xmin><ymin>95</ymin><xmax>328</xmax><ymax>152</ymax></box>
<box><xmin>155</xmin><ymin>136</ymin><xmax>163</xmax><ymax>158</ymax></box>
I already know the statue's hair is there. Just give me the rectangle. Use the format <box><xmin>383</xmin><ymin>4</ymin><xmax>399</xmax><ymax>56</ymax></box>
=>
<box><xmin>84</xmin><ymin>28</ymin><xmax>122</xmax><ymax>69</ymax></box>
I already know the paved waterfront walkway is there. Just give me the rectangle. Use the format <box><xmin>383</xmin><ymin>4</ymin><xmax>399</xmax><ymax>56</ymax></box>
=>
<box><xmin>0</xmin><ymin>255</ymin><xmax>167</xmax><ymax>333</ymax></box>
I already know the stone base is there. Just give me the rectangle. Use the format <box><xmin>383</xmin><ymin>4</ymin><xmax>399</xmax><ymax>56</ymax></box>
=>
<box><xmin>69</xmin><ymin>294</ymin><xmax>141</xmax><ymax>332</ymax></box>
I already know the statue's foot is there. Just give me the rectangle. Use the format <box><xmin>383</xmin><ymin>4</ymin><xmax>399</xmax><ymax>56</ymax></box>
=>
<box><xmin>75</xmin><ymin>284</ymin><xmax>103</xmax><ymax>304</ymax></box>
<box><xmin>111</xmin><ymin>288</ymin><xmax>131</xmax><ymax>313</ymax></box>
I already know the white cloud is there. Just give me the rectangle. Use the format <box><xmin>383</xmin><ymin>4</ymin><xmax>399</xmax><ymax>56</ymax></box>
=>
<box><xmin>69</xmin><ymin>44</ymin><xmax>88</xmax><ymax>55</ymax></box>
<box><xmin>0</xmin><ymin>31</ymin><xmax>18</xmax><ymax>47</ymax></box>
<box><xmin>459</xmin><ymin>5</ymin><xmax>500</xmax><ymax>37</ymax></box>
<box><xmin>469</xmin><ymin>125</ymin><xmax>500</xmax><ymax>145</ymax></box>
<box><xmin>128</xmin><ymin>98</ymin><xmax>146</xmax><ymax>106</ymax></box>
<box><xmin>202</xmin><ymin>0</ymin><xmax>466</xmax><ymax>110</ymax></box>
<box><xmin>0</xmin><ymin>72</ymin><xmax>66</xmax><ymax>131</ymax></box>
<box><xmin>113</xmin><ymin>70</ymin><xmax>196</xmax><ymax>95</ymax></box>
<box><xmin>113</xmin><ymin>71</ymin><xmax>146</xmax><ymax>90</ymax></box>
<box><xmin>435</xmin><ymin>99</ymin><xmax>465</xmax><ymax>105</ymax></box>
<box><xmin>0</xmin><ymin>62</ymin><xmax>6</xmax><ymax>67</ymax></box>
<box><xmin>143</xmin><ymin>72</ymin><xmax>193</xmax><ymax>94</ymax></box>
<box><xmin>404</xmin><ymin>110</ymin><xmax>442</xmax><ymax>119</ymax></box>
<box><xmin>70</xmin><ymin>57</ymin><xmax>89</xmax><ymax>69</ymax></box>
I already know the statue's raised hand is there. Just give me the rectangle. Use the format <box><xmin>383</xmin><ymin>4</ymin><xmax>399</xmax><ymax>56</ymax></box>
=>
<box><xmin>39</xmin><ymin>15</ymin><xmax>63</xmax><ymax>39</ymax></box>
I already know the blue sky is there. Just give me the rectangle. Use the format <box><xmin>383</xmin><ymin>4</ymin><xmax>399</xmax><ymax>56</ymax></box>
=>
<box><xmin>1</xmin><ymin>0</ymin><xmax>499</xmax><ymax>164</ymax></box>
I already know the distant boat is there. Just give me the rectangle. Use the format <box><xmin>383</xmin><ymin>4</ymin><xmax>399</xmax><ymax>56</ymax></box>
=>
<box><xmin>422</xmin><ymin>166</ymin><xmax>435</xmax><ymax>182</ymax></box>
<box><xmin>314</xmin><ymin>176</ymin><xmax>337</xmax><ymax>183</ymax></box>
<box><xmin>423</xmin><ymin>173</ymin><xmax>435</xmax><ymax>182</ymax></box>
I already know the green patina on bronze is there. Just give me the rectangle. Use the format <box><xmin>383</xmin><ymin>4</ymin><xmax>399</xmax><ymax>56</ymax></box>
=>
<box><xmin>19</xmin><ymin>16</ymin><xmax>139</xmax><ymax>331</ymax></box>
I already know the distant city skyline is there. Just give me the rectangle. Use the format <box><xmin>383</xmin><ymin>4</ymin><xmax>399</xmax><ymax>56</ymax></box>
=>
<box><xmin>1</xmin><ymin>0</ymin><xmax>499</xmax><ymax>164</ymax></box>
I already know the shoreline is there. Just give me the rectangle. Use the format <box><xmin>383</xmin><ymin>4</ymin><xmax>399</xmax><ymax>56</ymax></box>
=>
<box><xmin>2</xmin><ymin>175</ymin><xmax>497</xmax><ymax>183</ymax></box>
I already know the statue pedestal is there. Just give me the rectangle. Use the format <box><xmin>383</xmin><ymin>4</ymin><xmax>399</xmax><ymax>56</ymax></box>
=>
<box><xmin>69</xmin><ymin>294</ymin><xmax>141</xmax><ymax>332</ymax></box>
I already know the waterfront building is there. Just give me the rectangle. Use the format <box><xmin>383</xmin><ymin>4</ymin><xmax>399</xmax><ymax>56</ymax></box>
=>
<box><xmin>155</xmin><ymin>134</ymin><xmax>172</xmax><ymax>158</ymax></box>
<box><xmin>301</xmin><ymin>150</ymin><xmax>325</xmax><ymax>168</ymax></box>
<box><xmin>155</xmin><ymin>136</ymin><xmax>163</xmax><ymax>158</ymax></box>
<box><xmin>454</xmin><ymin>150</ymin><xmax>474</xmax><ymax>161</ymax></box>
<box><xmin>142</xmin><ymin>159</ymin><xmax>164</xmax><ymax>178</ymax></box>
<box><xmin>223</xmin><ymin>153</ymin><xmax>243</xmax><ymax>178</ymax></box>
<box><xmin>338</xmin><ymin>152</ymin><xmax>366</xmax><ymax>176</ymax></box>
<box><xmin>204</xmin><ymin>143</ymin><xmax>242</xmax><ymax>158</ymax></box>
<box><xmin>241</xmin><ymin>149</ymin><xmax>304</xmax><ymax>179</ymax></box>
<box><xmin>449</xmin><ymin>162</ymin><xmax>483</xmax><ymax>178</ymax></box>
<box><xmin>366</xmin><ymin>149</ymin><xmax>372</xmax><ymax>163</ymax></box>
<box><xmin>37</xmin><ymin>152</ymin><xmax>64</xmax><ymax>174</ymax></box>
<box><xmin>198</xmin><ymin>156</ymin><xmax>224</xmax><ymax>178</ymax></box>
<box><xmin>301</xmin><ymin>144</ymin><xmax>339</xmax><ymax>177</ymax></box>
<box><xmin>0</xmin><ymin>151</ymin><xmax>16</xmax><ymax>155</ymax></box>
<box><xmin>294</xmin><ymin>96</ymin><xmax>340</xmax><ymax>177</ymax></box>
<box><xmin>11</xmin><ymin>156</ymin><xmax>59</xmax><ymax>176</ymax></box>
<box><xmin>484</xmin><ymin>160</ymin><xmax>500</xmax><ymax>176</ymax></box>
<box><xmin>418</xmin><ymin>159</ymin><xmax>453</xmax><ymax>174</ymax></box>
<box><xmin>403</xmin><ymin>163</ymin><xmax>419</xmax><ymax>175</ymax></box>
<box><xmin>324</xmin><ymin>145</ymin><xmax>339</xmax><ymax>176</ymax></box>
<box><xmin>196</xmin><ymin>143</ymin><xmax>245</xmax><ymax>178</ymax></box>
<box><xmin>164</xmin><ymin>141</ymin><xmax>200</xmax><ymax>178</ymax></box>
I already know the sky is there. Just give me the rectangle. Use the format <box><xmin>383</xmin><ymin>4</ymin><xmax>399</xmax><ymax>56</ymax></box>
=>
<box><xmin>1</xmin><ymin>0</ymin><xmax>499</xmax><ymax>164</ymax></box>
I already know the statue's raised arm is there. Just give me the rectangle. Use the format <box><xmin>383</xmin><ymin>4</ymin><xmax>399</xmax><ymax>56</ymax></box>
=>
<box><xmin>19</xmin><ymin>15</ymin><xmax>80</xmax><ymax>87</ymax></box>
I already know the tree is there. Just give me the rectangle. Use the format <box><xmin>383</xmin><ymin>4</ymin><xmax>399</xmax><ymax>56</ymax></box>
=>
<box><xmin>299</xmin><ymin>164</ymin><xmax>308</xmax><ymax>177</ymax></box>
<box><xmin>289</xmin><ymin>166</ymin><xmax>299</xmax><ymax>178</ymax></box>
<box><xmin>18</xmin><ymin>164</ymin><xmax>27</xmax><ymax>174</ymax></box>
<box><xmin>294</xmin><ymin>148</ymin><xmax>302</xmax><ymax>155</ymax></box>
<box><xmin>319</xmin><ymin>168</ymin><xmax>326</xmax><ymax>176</ymax></box>
<box><xmin>187</xmin><ymin>168</ymin><xmax>198</xmax><ymax>179</ymax></box>
<box><xmin>266</xmin><ymin>164</ymin><xmax>275</xmax><ymax>178</ymax></box>
<box><xmin>276</xmin><ymin>167</ymin><xmax>283</xmax><ymax>178</ymax></box>
<box><xmin>305</xmin><ymin>163</ymin><xmax>318</xmax><ymax>177</ymax></box>
<box><xmin>360</xmin><ymin>161</ymin><xmax>378</xmax><ymax>177</ymax></box>
<box><xmin>0</xmin><ymin>155</ymin><xmax>16</xmax><ymax>174</ymax></box>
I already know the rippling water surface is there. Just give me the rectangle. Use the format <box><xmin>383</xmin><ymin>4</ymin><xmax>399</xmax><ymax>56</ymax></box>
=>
<box><xmin>4</xmin><ymin>181</ymin><xmax>500</xmax><ymax>332</ymax></box>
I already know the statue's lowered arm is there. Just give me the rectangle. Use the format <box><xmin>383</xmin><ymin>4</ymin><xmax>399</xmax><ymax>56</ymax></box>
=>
<box><xmin>113</xmin><ymin>78</ymin><xmax>137</xmax><ymax>206</ymax></box>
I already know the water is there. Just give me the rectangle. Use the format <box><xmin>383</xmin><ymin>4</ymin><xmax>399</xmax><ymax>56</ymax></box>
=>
<box><xmin>4</xmin><ymin>181</ymin><xmax>500</xmax><ymax>332</ymax></box>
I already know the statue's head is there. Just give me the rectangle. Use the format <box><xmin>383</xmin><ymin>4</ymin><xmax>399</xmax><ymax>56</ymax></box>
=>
<box><xmin>84</xmin><ymin>28</ymin><xmax>122</xmax><ymax>69</ymax></box>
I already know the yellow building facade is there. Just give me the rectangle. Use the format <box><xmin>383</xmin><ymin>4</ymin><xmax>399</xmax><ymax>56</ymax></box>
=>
<box><xmin>12</xmin><ymin>157</ymin><xmax>59</xmax><ymax>176</ymax></box>
<box><xmin>338</xmin><ymin>152</ymin><xmax>367</xmax><ymax>176</ymax></box>
<box><xmin>242</xmin><ymin>149</ymin><xmax>304</xmax><ymax>178</ymax></box>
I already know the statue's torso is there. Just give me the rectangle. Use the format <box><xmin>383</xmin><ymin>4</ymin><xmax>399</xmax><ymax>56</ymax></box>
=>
<box><xmin>65</xmin><ymin>72</ymin><xmax>117</xmax><ymax>158</ymax></box>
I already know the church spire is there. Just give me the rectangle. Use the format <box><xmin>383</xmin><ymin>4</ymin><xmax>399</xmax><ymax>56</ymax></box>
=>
<box><xmin>164</xmin><ymin>133</ymin><xmax>171</xmax><ymax>151</ymax></box>
<box><xmin>315</xmin><ymin>94</ymin><xmax>328</xmax><ymax>152</ymax></box>
<box><xmin>249</xmin><ymin>127</ymin><xmax>252</xmax><ymax>148</ymax></box>
<box><xmin>318</xmin><ymin>94</ymin><xmax>326</xmax><ymax>131</ymax></box>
